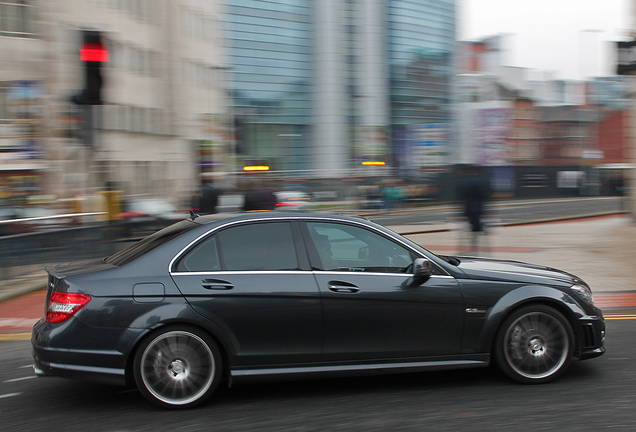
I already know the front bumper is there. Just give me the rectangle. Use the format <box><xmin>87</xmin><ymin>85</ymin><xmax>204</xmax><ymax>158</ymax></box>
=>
<box><xmin>576</xmin><ymin>309</ymin><xmax>605</xmax><ymax>360</ymax></box>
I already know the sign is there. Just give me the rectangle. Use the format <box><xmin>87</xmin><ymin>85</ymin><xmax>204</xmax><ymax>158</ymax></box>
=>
<box><xmin>617</xmin><ymin>39</ymin><xmax>636</xmax><ymax>75</ymax></box>
<box><xmin>408</xmin><ymin>124</ymin><xmax>448</xmax><ymax>167</ymax></box>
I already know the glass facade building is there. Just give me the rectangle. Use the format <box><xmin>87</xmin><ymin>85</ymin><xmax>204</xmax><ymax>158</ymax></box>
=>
<box><xmin>387</xmin><ymin>0</ymin><xmax>456</xmax><ymax>171</ymax></box>
<box><xmin>226</xmin><ymin>0</ymin><xmax>312</xmax><ymax>171</ymax></box>
<box><xmin>225</xmin><ymin>0</ymin><xmax>456</xmax><ymax>175</ymax></box>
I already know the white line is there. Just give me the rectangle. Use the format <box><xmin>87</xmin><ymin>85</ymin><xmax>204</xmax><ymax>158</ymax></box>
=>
<box><xmin>4</xmin><ymin>376</ymin><xmax>37</xmax><ymax>383</ymax></box>
<box><xmin>0</xmin><ymin>393</ymin><xmax>22</xmax><ymax>399</ymax></box>
<box><xmin>19</xmin><ymin>365</ymin><xmax>32</xmax><ymax>369</ymax></box>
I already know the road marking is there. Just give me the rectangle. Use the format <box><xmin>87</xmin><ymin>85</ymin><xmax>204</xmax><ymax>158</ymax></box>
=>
<box><xmin>0</xmin><ymin>333</ymin><xmax>31</xmax><ymax>341</ymax></box>
<box><xmin>605</xmin><ymin>315</ymin><xmax>636</xmax><ymax>320</ymax></box>
<box><xmin>4</xmin><ymin>376</ymin><xmax>36</xmax><ymax>383</ymax></box>
<box><xmin>0</xmin><ymin>393</ymin><xmax>22</xmax><ymax>399</ymax></box>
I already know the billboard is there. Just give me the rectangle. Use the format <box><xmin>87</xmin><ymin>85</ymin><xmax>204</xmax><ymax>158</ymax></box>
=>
<box><xmin>407</xmin><ymin>123</ymin><xmax>448</xmax><ymax>167</ymax></box>
<box><xmin>473</xmin><ymin>107</ymin><xmax>512</xmax><ymax>166</ymax></box>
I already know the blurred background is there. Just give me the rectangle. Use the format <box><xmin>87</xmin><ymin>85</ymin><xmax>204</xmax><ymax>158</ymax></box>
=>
<box><xmin>0</xmin><ymin>0</ymin><xmax>634</xmax><ymax>264</ymax></box>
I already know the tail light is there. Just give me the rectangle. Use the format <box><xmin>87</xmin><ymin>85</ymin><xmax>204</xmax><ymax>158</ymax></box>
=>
<box><xmin>46</xmin><ymin>291</ymin><xmax>92</xmax><ymax>323</ymax></box>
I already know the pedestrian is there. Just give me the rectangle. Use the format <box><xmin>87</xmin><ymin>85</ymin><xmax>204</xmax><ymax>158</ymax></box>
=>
<box><xmin>243</xmin><ymin>187</ymin><xmax>277</xmax><ymax>211</ymax></box>
<box><xmin>198</xmin><ymin>180</ymin><xmax>219</xmax><ymax>214</ymax></box>
<box><xmin>242</xmin><ymin>179</ymin><xmax>277</xmax><ymax>211</ymax></box>
<box><xmin>457</xmin><ymin>165</ymin><xmax>491</xmax><ymax>253</ymax></box>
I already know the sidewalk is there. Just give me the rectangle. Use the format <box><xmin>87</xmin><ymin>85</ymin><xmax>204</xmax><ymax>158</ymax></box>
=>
<box><xmin>392</xmin><ymin>214</ymin><xmax>636</xmax><ymax>295</ymax></box>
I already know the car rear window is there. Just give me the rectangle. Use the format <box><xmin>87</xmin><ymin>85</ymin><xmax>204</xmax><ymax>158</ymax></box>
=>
<box><xmin>106</xmin><ymin>220</ymin><xmax>200</xmax><ymax>266</ymax></box>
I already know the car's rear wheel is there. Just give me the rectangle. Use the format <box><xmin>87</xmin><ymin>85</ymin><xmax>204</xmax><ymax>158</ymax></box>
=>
<box><xmin>495</xmin><ymin>305</ymin><xmax>573</xmax><ymax>384</ymax></box>
<box><xmin>133</xmin><ymin>326</ymin><xmax>222</xmax><ymax>409</ymax></box>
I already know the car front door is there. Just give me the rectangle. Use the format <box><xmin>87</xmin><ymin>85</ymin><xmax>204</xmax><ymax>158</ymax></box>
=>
<box><xmin>170</xmin><ymin>220</ymin><xmax>322</xmax><ymax>366</ymax></box>
<box><xmin>304</xmin><ymin>221</ymin><xmax>464</xmax><ymax>362</ymax></box>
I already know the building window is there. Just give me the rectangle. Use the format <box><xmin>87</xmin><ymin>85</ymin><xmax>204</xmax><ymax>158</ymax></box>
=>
<box><xmin>0</xmin><ymin>85</ymin><xmax>8</xmax><ymax>120</ymax></box>
<box><xmin>0</xmin><ymin>1</ymin><xmax>35</xmax><ymax>38</ymax></box>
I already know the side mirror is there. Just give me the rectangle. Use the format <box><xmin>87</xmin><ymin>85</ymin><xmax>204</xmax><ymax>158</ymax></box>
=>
<box><xmin>413</xmin><ymin>258</ymin><xmax>432</xmax><ymax>281</ymax></box>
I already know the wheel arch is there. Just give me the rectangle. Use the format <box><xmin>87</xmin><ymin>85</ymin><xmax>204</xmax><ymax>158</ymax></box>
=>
<box><xmin>478</xmin><ymin>285</ymin><xmax>585</xmax><ymax>357</ymax></box>
<box><xmin>123</xmin><ymin>318</ymin><xmax>234</xmax><ymax>388</ymax></box>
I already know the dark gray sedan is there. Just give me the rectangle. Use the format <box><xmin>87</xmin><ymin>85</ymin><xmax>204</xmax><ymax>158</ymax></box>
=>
<box><xmin>32</xmin><ymin>211</ymin><xmax>605</xmax><ymax>408</ymax></box>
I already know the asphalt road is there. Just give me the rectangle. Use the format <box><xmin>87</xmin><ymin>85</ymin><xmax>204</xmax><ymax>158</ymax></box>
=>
<box><xmin>1</xmin><ymin>318</ymin><xmax>634</xmax><ymax>432</ymax></box>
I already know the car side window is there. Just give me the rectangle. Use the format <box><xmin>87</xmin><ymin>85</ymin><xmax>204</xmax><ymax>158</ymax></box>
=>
<box><xmin>175</xmin><ymin>222</ymin><xmax>299</xmax><ymax>272</ymax></box>
<box><xmin>219</xmin><ymin>222</ymin><xmax>299</xmax><ymax>271</ymax></box>
<box><xmin>307</xmin><ymin>222</ymin><xmax>414</xmax><ymax>273</ymax></box>
<box><xmin>175</xmin><ymin>235</ymin><xmax>221</xmax><ymax>272</ymax></box>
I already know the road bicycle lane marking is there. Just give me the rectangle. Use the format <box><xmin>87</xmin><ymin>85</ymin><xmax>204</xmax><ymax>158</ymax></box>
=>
<box><xmin>605</xmin><ymin>315</ymin><xmax>636</xmax><ymax>320</ymax></box>
<box><xmin>0</xmin><ymin>333</ymin><xmax>33</xmax><ymax>341</ymax></box>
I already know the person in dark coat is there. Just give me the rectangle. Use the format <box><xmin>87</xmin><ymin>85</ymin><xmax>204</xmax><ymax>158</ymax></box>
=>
<box><xmin>198</xmin><ymin>181</ymin><xmax>219</xmax><ymax>214</ymax></box>
<box><xmin>457</xmin><ymin>165</ymin><xmax>491</xmax><ymax>252</ymax></box>
<box><xmin>243</xmin><ymin>187</ymin><xmax>277</xmax><ymax>211</ymax></box>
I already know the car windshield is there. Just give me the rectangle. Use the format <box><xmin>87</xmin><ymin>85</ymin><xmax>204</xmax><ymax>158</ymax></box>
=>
<box><xmin>105</xmin><ymin>220</ymin><xmax>199</xmax><ymax>266</ymax></box>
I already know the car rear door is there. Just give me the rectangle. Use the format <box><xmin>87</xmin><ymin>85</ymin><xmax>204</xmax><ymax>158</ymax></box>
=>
<box><xmin>170</xmin><ymin>220</ymin><xmax>322</xmax><ymax>366</ymax></box>
<box><xmin>304</xmin><ymin>220</ymin><xmax>464</xmax><ymax>361</ymax></box>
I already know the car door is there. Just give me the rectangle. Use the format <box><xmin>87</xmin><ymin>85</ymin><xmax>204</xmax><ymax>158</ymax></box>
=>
<box><xmin>170</xmin><ymin>220</ymin><xmax>322</xmax><ymax>366</ymax></box>
<box><xmin>304</xmin><ymin>221</ymin><xmax>464</xmax><ymax>362</ymax></box>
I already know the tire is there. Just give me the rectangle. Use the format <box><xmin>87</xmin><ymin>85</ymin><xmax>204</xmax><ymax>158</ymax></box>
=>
<box><xmin>133</xmin><ymin>326</ymin><xmax>222</xmax><ymax>409</ymax></box>
<box><xmin>495</xmin><ymin>305</ymin><xmax>574</xmax><ymax>384</ymax></box>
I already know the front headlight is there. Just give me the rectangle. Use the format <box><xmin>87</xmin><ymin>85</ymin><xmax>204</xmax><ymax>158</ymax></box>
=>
<box><xmin>571</xmin><ymin>284</ymin><xmax>594</xmax><ymax>306</ymax></box>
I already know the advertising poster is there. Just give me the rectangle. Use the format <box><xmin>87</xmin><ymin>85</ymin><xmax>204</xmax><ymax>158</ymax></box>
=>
<box><xmin>473</xmin><ymin>108</ymin><xmax>511</xmax><ymax>166</ymax></box>
<box><xmin>408</xmin><ymin>123</ymin><xmax>448</xmax><ymax>167</ymax></box>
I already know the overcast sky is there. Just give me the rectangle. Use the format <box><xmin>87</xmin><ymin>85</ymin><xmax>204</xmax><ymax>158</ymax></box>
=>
<box><xmin>458</xmin><ymin>0</ymin><xmax>632</xmax><ymax>79</ymax></box>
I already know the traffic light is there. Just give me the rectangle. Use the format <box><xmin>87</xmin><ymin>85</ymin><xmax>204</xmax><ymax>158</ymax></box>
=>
<box><xmin>72</xmin><ymin>30</ymin><xmax>108</xmax><ymax>105</ymax></box>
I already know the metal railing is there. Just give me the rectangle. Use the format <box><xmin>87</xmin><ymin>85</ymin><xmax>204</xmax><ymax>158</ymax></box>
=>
<box><xmin>0</xmin><ymin>218</ymin><xmax>126</xmax><ymax>280</ymax></box>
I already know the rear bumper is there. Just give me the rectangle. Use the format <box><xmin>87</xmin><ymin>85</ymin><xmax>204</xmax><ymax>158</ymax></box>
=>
<box><xmin>32</xmin><ymin>355</ymin><xmax>126</xmax><ymax>387</ymax></box>
<box><xmin>31</xmin><ymin>318</ymin><xmax>130</xmax><ymax>387</ymax></box>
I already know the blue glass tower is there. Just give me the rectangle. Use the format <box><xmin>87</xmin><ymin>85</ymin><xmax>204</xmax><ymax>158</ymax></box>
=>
<box><xmin>226</xmin><ymin>0</ymin><xmax>312</xmax><ymax>171</ymax></box>
<box><xmin>387</xmin><ymin>0</ymin><xmax>456</xmax><ymax>171</ymax></box>
<box><xmin>225</xmin><ymin>0</ymin><xmax>456</xmax><ymax>175</ymax></box>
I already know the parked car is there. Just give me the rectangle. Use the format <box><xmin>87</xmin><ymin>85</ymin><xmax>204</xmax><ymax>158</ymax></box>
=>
<box><xmin>119</xmin><ymin>198</ymin><xmax>188</xmax><ymax>239</ymax></box>
<box><xmin>32</xmin><ymin>211</ymin><xmax>605</xmax><ymax>409</ymax></box>
<box><xmin>274</xmin><ymin>191</ymin><xmax>312</xmax><ymax>209</ymax></box>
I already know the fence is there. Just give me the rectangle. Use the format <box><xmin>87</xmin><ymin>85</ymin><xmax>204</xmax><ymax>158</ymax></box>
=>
<box><xmin>0</xmin><ymin>222</ymin><xmax>126</xmax><ymax>280</ymax></box>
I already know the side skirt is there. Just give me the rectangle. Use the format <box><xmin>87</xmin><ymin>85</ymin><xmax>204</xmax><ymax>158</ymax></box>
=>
<box><xmin>230</xmin><ymin>355</ymin><xmax>490</xmax><ymax>383</ymax></box>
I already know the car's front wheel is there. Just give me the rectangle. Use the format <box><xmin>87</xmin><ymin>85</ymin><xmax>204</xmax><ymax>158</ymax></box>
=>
<box><xmin>133</xmin><ymin>326</ymin><xmax>222</xmax><ymax>408</ymax></box>
<box><xmin>495</xmin><ymin>305</ymin><xmax>574</xmax><ymax>384</ymax></box>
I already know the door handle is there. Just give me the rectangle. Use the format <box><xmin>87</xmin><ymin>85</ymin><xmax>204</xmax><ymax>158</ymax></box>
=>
<box><xmin>328</xmin><ymin>282</ymin><xmax>359</xmax><ymax>294</ymax></box>
<box><xmin>202</xmin><ymin>279</ymin><xmax>234</xmax><ymax>290</ymax></box>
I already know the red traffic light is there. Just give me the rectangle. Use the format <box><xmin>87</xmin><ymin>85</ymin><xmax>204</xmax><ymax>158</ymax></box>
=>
<box><xmin>80</xmin><ymin>43</ymin><xmax>109</xmax><ymax>62</ymax></box>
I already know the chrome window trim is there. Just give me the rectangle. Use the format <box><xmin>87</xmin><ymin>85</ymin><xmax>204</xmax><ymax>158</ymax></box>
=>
<box><xmin>170</xmin><ymin>270</ymin><xmax>314</xmax><ymax>277</ymax></box>
<box><xmin>168</xmin><ymin>215</ymin><xmax>450</xmax><ymax>277</ymax></box>
<box><xmin>311</xmin><ymin>271</ymin><xmax>454</xmax><ymax>279</ymax></box>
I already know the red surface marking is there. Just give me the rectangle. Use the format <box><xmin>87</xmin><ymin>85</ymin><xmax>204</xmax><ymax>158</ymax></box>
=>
<box><xmin>594</xmin><ymin>292</ymin><xmax>636</xmax><ymax>309</ymax></box>
<box><xmin>0</xmin><ymin>289</ymin><xmax>46</xmax><ymax>318</ymax></box>
<box><xmin>0</xmin><ymin>289</ymin><xmax>46</xmax><ymax>333</ymax></box>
